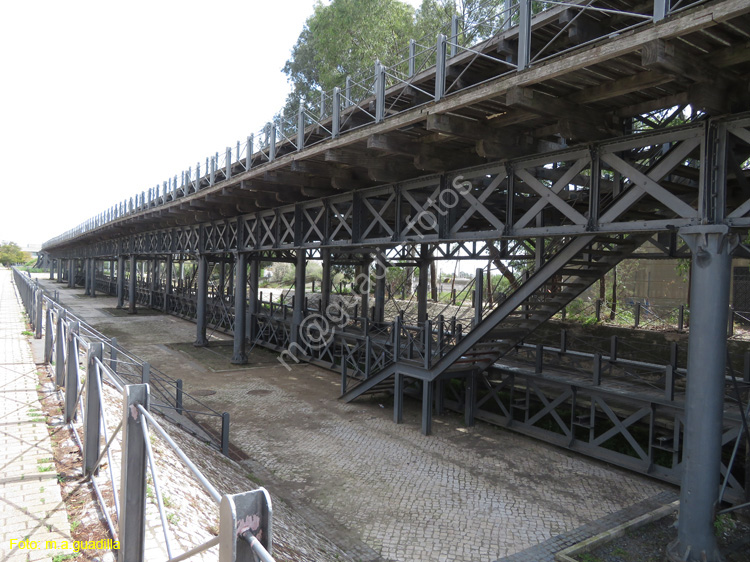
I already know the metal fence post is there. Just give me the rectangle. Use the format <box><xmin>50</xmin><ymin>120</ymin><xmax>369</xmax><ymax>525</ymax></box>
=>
<box><xmin>226</xmin><ymin>147</ymin><xmax>232</xmax><ymax>180</ymax></box>
<box><xmin>176</xmin><ymin>379</ymin><xmax>183</xmax><ymax>414</ymax></box>
<box><xmin>219</xmin><ymin>488</ymin><xmax>273</xmax><ymax>561</ymax></box>
<box><xmin>474</xmin><ymin>268</ymin><xmax>484</xmax><ymax>327</ymax></box>
<box><xmin>332</xmin><ymin>87</ymin><xmax>341</xmax><ymax>138</ymax></box>
<box><xmin>110</xmin><ymin>337</ymin><xmax>118</xmax><ymax>374</ymax></box>
<box><xmin>297</xmin><ymin>106</ymin><xmax>305</xmax><ymax>151</ymax></box>
<box><xmin>44</xmin><ymin>307</ymin><xmax>53</xmax><ymax>363</ymax></box>
<box><xmin>55</xmin><ymin>310</ymin><xmax>66</xmax><ymax>387</ymax></box>
<box><xmin>518</xmin><ymin>0</ymin><xmax>532</xmax><ymax>70</ymax></box>
<box><xmin>222</xmin><ymin>412</ymin><xmax>230</xmax><ymax>457</ymax></box>
<box><xmin>118</xmin><ymin>384</ymin><xmax>150</xmax><ymax>562</ymax></box>
<box><xmin>374</xmin><ymin>61</ymin><xmax>385</xmax><ymax>123</ymax></box>
<box><xmin>435</xmin><ymin>34</ymin><xmax>446</xmax><ymax>101</ymax></box>
<box><xmin>654</xmin><ymin>0</ymin><xmax>670</xmax><ymax>21</ymax></box>
<box><xmin>64</xmin><ymin>322</ymin><xmax>80</xmax><ymax>423</ymax></box>
<box><xmin>408</xmin><ymin>39</ymin><xmax>416</xmax><ymax>77</ymax></box>
<box><xmin>450</xmin><ymin>14</ymin><xmax>458</xmax><ymax>57</ymax></box>
<box><xmin>269</xmin><ymin>124</ymin><xmax>276</xmax><ymax>162</ymax></box>
<box><xmin>141</xmin><ymin>361</ymin><xmax>150</xmax><ymax>385</ymax></box>
<box><xmin>593</xmin><ymin>354</ymin><xmax>602</xmax><ymax>385</ymax></box>
<box><xmin>84</xmin><ymin>342</ymin><xmax>103</xmax><ymax>476</ymax></box>
<box><xmin>634</xmin><ymin>302</ymin><xmax>641</xmax><ymax>328</ymax></box>
<box><xmin>246</xmin><ymin>135</ymin><xmax>253</xmax><ymax>170</ymax></box>
<box><xmin>35</xmin><ymin>289</ymin><xmax>43</xmax><ymax>339</ymax></box>
<box><xmin>535</xmin><ymin>343</ymin><xmax>543</xmax><ymax>373</ymax></box>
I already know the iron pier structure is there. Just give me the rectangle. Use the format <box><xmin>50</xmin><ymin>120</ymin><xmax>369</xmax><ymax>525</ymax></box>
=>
<box><xmin>42</xmin><ymin>1</ymin><xmax>750</xmax><ymax>560</ymax></box>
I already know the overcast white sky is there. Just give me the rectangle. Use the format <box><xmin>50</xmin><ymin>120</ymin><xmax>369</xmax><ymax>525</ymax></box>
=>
<box><xmin>0</xmin><ymin>0</ymin><xmax>422</xmax><ymax>248</ymax></box>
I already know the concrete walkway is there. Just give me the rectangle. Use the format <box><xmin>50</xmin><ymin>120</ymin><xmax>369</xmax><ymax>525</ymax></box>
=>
<box><xmin>0</xmin><ymin>269</ymin><xmax>72</xmax><ymax>561</ymax></box>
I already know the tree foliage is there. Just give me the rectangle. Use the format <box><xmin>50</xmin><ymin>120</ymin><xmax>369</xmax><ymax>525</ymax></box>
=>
<box><xmin>0</xmin><ymin>242</ymin><xmax>29</xmax><ymax>266</ymax></box>
<box><xmin>281</xmin><ymin>0</ymin><xmax>509</xmax><ymax>118</ymax></box>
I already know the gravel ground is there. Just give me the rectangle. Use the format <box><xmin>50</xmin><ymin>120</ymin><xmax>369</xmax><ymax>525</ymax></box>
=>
<box><xmin>576</xmin><ymin>512</ymin><xmax>750</xmax><ymax>562</ymax></box>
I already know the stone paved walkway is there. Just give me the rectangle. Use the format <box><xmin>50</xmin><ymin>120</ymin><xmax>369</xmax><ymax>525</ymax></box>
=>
<box><xmin>38</xmin><ymin>275</ymin><xmax>680</xmax><ymax>562</ymax></box>
<box><xmin>0</xmin><ymin>269</ymin><xmax>72</xmax><ymax>561</ymax></box>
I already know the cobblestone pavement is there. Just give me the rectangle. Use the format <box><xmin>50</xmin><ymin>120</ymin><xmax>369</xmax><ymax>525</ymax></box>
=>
<box><xmin>39</xmin><ymin>276</ymin><xmax>677</xmax><ymax>562</ymax></box>
<box><xmin>0</xmin><ymin>269</ymin><xmax>72</xmax><ymax>561</ymax></box>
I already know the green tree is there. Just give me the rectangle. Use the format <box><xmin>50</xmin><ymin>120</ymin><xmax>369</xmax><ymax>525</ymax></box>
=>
<box><xmin>282</xmin><ymin>0</ymin><xmax>416</xmax><ymax>117</ymax></box>
<box><xmin>0</xmin><ymin>242</ymin><xmax>29</xmax><ymax>266</ymax></box>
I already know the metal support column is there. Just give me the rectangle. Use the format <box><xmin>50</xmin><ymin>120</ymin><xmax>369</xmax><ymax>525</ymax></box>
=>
<box><xmin>163</xmin><ymin>254</ymin><xmax>173</xmax><ymax>313</ymax></box>
<box><xmin>90</xmin><ymin>259</ymin><xmax>96</xmax><ymax>298</ymax></box>
<box><xmin>360</xmin><ymin>258</ymin><xmax>371</xmax><ymax>319</ymax></box>
<box><xmin>248</xmin><ymin>258</ymin><xmax>260</xmax><ymax>341</ymax></box>
<box><xmin>321</xmin><ymin>250</ymin><xmax>332</xmax><ymax>315</ymax></box>
<box><xmin>422</xmin><ymin>380</ymin><xmax>434</xmax><ymax>436</ymax></box>
<box><xmin>195</xmin><ymin>254</ymin><xmax>208</xmax><ymax>347</ymax></box>
<box><xmin>68</xmin><ymin>259</ymin><xmax>74</xmax><ymax>288</ymax></box>
<box><xmin>84</xmin><ymin>258</ymin><xmax>91</xmax><ymax>296</ymax></box>
<box><xmin>128</xmin><ymin>255</ymin><xmax>137</xmax><ymax>314</ymax></box>
<box><xmin>417</xmin><ymin>246</ymin><xmax>429</xmax><ymax>323</ymax></box>
<box><xmin>232</xmin><ymin>253</ymin><xmax>248</xmax><ymax>364</ymax></box>
<box><xmin>374</xmin><ymin>249</ymin><xmax>386</xmax><ymax>323</ymax></box>
<box><xmin>668</xmin><ymin>225</ymin><xmax>735</xmax><ymax>562</ymax></box>
<box><xmin>291</xmin><ymin>251</ymin><xmax>306</xmax><ymax>347</ymax></box>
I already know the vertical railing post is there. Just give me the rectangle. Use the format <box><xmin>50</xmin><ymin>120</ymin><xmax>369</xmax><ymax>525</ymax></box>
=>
<box><xmin>119</xmin><ymin>384</ymin><xmax>150</xmax><ymax>562</ymax></box>
<box><xmin>34</xmin><ymin>289</ymin><xmax>43</xmax><ymax>339</ymax></box>
<box><xmin>297</xmin><ymin>106</ymin><xmax>305</xmax><ymax>151</ymax></box>
<box><xmin>518</xmin><ymin>0</ymin><xmax>532</xmax><ymax>70</ymax></box>
<box><xmin>110</xmin><ymin>337</ymin><xmax>118</xmax><ymax>374</ymax></box>
<box><xmin>424</xmin><ymin>319</ymin><xmax>432</xmax><ymax>369</ymax></box>
<box><xmin>210</xmin><ymin>156</ymin><xmax>216</xmax><ymax>185</ymax></box>
<box><xmin>221</xmin><ymin>412</ymin><xmax>230</xmax><ymax>456</ymax></box>
<box><xmin>219</xmin><ymin>489</ymin><xmax>273</xmax><ymax>561</ymax></box>
<box><xmin>435</xmin><ymin>34</ymin><xmax>447</xmax><ymax>101</ymax></box>
<box><xmin>450</xmin><ymin>14</ymin><xmax>459</xmax><ymax>57</ymax></box>
<box><xmin>374</xmin><ymin>61</ymin><xmax>385</xmax><ymax>123</ymax></box>
<box><xmin>64</xmin><ymin>322</ymin><xmax>80</xmax><ymax>423</ymax></box>
<box><xmin>226</xmin><ymin>147</ymin><xmax>232</xmax><ymax>180</ymax></box>
<box><xmin>141</xmin><ymin>361</ymin><xmax>150</xmax><ymax>385</ymax></box>
<box><xmin>654</xmin><ymin>0</ymin><xmax>670</xmax><ymax>21</ymax></box>
<box><xmin>474</xmin><ymin>268</ymin><xmax>484</xmax><ymax>327</ymax></box>
<box><xmin>408</xmin><ymin>39</ymin><xmax>416</xmax><ymax>77</ymax></box>
<box><xmin>246</xmin><ymin>134</ymin><xmax>253</xmax><ymax>170</ymax></box>
<box><xmin>269</xmin><ymin>124</ymin><xmax>276</xmax><ymax>161</ymax></box>
<box><xmin>83</xmin><ymin>342</ymin><xmax>103</xmax><ymax>476</ymax></box>
<box><xmin>55</xmin><ymin>310</ymin><xmax>66</xmax><ymax>387</ymax></box>
<box><xmin>332</xmin><ymin>87</ymin><xmax>341</xmax><ymax>138</ymax></box>
<box><xmin>176</xmin><ymin>379</ymin><xmax>183</xmax><ymax>414</ymax></box>
<box><xmin>44</xmin><ymin>307</ymin><xmax>53</xmax><ymax>363</ymax></box>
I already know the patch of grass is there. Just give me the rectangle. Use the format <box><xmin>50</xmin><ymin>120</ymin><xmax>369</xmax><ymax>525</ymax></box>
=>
<box><xmin>52</xmin><ymin>554</ymin><xmax>80</xmax><ymax>561</ymax></box>
<box><xmin>69</xmin><ymin>517</ymin><xmax>81</xmax><ymax>532</ymax></box>
<box><xmin>714</xmin><ymin>513</ymin><xmax>736</xmax><ymax>536</ymax></box>
<box><xmin>167</xmin><ymin>513</ymin><xmax>179</xmax><ymax>525</ymax></box>
<box><xmin>21</xmin><ymin>330</ymin><xmax>34</xmax><ymax>336</ymax></box>
<box><xmin>162</xmin><ymin>494</ymin><xmax>174</xmax><ymax>508</ymax></box>
<box><xmin>37</xmin><ymin>464</ymin><xmax>53</xmax><ymax>473</ymax></box>
<box><xmin>37</xmin><ymin>457</ymin><xmax>52</xmax><ymax>464</ymax></box>
<box><xmin>578</xmin><ymin>554</ymin><xmax>603</xmax><ymax>562</ymax></box>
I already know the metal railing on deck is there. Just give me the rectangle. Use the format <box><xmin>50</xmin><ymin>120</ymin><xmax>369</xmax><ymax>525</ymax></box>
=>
<box><xmin>42</xmin><ymin>0</ymin><xmax>708</xmax><ymax>250</ymax></box>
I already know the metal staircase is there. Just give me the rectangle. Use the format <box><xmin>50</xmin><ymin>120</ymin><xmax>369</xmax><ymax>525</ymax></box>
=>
<box><xmin>341</xmin><ymin>232</ymin><xmax>650</xmax><ymax>402</ymax></box>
